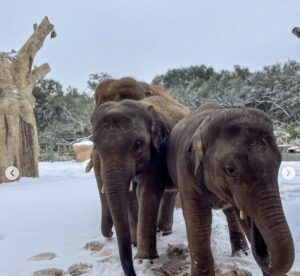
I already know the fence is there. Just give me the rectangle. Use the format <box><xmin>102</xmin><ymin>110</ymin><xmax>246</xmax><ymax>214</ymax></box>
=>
<box><xmin>38</xmin><ymin>142</ymin><xmax>300</xmax><ymax>162</ymax></box>
<box><xmin>282</xmin><ymin>153</ymin><xmax>300</xmax><ymax>162</ymax></box>
<box><xmin>39</xmin><ymin>144</ymin><xmax>76</xmax><ymax>161</ymax></box>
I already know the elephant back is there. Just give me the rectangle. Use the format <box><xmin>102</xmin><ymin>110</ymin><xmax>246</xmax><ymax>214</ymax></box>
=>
<box><xmin>141</xmin><ymin>96</ymin><xmax>190</xmax><ymax>129</ymax></box>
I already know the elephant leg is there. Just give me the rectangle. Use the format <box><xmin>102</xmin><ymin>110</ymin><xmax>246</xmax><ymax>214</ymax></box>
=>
<box><xmin>127</xmin><ymin>182</ymin><xmax>138</xmax><ymax>246</ymax></box>
<box><xmin>92</xmin><ymin>149</ymin><xmax>113</xmax><ymax>238</ymax></box>
<box><xmin>135</xmin><ymin>180</ymin><xmax>164</xmax><ymax>259</ymax></box>
<box><xmin>157</xmin><ymin>189</ymin><xmax>177</xmax><ymax>235</ymax></box>
<box><xmin>223</xmin><ymin>205</ymin><xmax>249</xmax><ymax>256</ymax></box>
<box><xmin>180</xmin><ymin>191</ymin><xmax>214</xmax><ymax>276</ymax></box>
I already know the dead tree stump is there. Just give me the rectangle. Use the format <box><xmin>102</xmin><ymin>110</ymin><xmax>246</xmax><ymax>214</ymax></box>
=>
<box><xmin>0</xmin><ymin>17</ymin><xmax>54</xmax><ymax>183</ymax></box>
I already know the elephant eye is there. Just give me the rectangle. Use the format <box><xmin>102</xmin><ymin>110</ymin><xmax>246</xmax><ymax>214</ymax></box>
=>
<box><xmin>133</xmin><ymin>139</ymin><xmax>144</xmax><ymax>152</ymax></box>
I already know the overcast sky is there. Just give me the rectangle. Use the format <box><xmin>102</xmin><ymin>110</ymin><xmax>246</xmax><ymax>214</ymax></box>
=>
<box><xmin>1</xmin><ymin>0</ymin><xmax>300</xmax><ymax>91</ymax></box>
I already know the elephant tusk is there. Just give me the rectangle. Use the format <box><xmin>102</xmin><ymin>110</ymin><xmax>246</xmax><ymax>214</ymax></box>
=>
<box><xmin>240</xmin><ymin>209</ymin><xmax>245</xmax><ymax>220</ymax></box>
<box><xmin>101</xmin><ymin>185</ymin><xmax>105</xmax><ymax>193</ymax></box>
<box><xmin>129</xmin><ymin>181</ymin><xmax>133</xmax><ymax>191</ymax></box>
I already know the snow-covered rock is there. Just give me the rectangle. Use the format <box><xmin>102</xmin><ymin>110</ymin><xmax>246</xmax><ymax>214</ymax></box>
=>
<box><xmin>72</xmin><ymin>141</ymin><xmax>93</xmax><ymax>162</ymax></box>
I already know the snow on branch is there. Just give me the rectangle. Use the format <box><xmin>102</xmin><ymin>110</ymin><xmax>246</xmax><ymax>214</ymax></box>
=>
<box><xmin>254</xmin><ymin>99</ymin><xmax>290</xmax><ymax>117</ymax></box>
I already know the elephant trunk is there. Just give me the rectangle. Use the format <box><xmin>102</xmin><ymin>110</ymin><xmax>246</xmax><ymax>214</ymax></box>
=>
<box><xmin>92</xmin><ymin>149</ymin><xmax>113</xmax><ymax>237</ymax></box>
<box><xmin>248</xmin><ymin>188</ymin><xmax>294</xmax><ymax>275</ymax></box>
<box><xmin>102</xmin><ymin>163</ymin><xmax>136</xmax><ymax>276</ymax></box>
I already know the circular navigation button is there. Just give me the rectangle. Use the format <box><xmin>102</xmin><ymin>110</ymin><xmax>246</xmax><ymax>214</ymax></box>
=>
<box><xmin>281</xmin><ymin>166</ymin><xmax>296</xmax><ymax>181</ymax></box>
<box><xmin>5</xmin><ymin>166</ymin><xmax>20</xmax><ymax>181</ymax></box>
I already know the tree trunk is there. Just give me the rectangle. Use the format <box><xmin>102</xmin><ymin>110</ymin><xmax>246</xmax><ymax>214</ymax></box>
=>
<box><xmin>0</xmin><ymin>17</ymin><xmax>54</xmax><ymax>183</ymax></box>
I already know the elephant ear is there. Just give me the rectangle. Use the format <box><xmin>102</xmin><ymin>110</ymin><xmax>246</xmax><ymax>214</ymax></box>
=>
<box><xmin>147</xmin><ymin>105</ymin><xmax>170</xmax><ymax>153</ymax></box>
<box><xmin>188</xmin><ymin>116</ymin><xmax>211</xmax><ymax>175</ymax></box>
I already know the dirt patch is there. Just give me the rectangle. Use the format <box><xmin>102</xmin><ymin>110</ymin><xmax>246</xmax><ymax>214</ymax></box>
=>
<box><xmin>32</xmin><ymin>268</ymin><xmax>64</xmax><ymax>276</ymax></box>
<box><xmin>151</xmin><ymin>244</ymin><xmax>190</xmax><ymax>275</ymax></box>
<box><xmin>166</xmin><ymin>244</ymin><xmax>189</xmax><ymax>261</ymax></box>
<box><xmin>67</xmin><ymin>262</ymin><xmax>93</xmax><ymax>276</ymax></box>
<box><xmin>84</xmin><ymin>240</ymin><xmax>104</xmax><ymax>252</ymax></box>
<box><xmin>29</xmin><ymin>252</ymin><xmax>57</xmax><ymax>261</ymax></box>
<box><xmin>219</xmin><ymin>269</ymin><xmax>252</xmax><ymax>276</ymax></box>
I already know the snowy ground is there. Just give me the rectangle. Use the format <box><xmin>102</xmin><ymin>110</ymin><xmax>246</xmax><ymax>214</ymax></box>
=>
<box><xmin>0</xmin><ymin>161</ymin><xmax>299</xmax><ymax>276</ymax></box>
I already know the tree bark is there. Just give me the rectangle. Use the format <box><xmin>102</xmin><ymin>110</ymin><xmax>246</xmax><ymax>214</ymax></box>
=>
<box><xmin>0</xmin><ymin>16</ymin><xmax>54</xmax><ymax>183</ymax></box>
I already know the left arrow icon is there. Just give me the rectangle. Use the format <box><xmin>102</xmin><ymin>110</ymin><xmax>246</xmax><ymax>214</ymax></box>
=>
<box><xmin>5</xmin><ymin>166</ymin><xmax>20</xmax><ymax>181</ymax></box>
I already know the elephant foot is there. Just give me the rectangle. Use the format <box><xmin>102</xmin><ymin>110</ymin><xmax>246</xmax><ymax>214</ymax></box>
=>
<box><xmin>230</xmin><ymin>232</ymin><xmax>249</xmax><ymax>257</ymax></box>
<box><xmin>232</xmin><ymin>248</ymin><xmax>249</xmax><ymax>257</ymax></box>
<box><xmin>131</xmin><ymin>240</ymin><xmax>137</xmax><ymax>247</ymax></box>
<box><xmin>156</xmin><ymin>228</ymin><xmax>172</xmax><ymax>236</ymax></box>
<box><xmin>157</xmin><ymin>221</ymin><xmax>173</xmax><ymax>233</ymax></box>
<box><xmin>135</xmin><ymin>249</ymin><xmax>159</xmax><ymax>260</ymax></box>
<box><xmin>162</xmin><ymin>229</ymin><xmax>172</xmax><ymax>236</ymax></box>
<box><xmin>130</xmin><ymin>233</ymin><xmax>137</xmax><ymax>247</ymax></box>
<box><xmin>192</xmin><ymin>265</ymin><xmax>214</xmax><ymax>276</ymax></box>
<box><xmin>101</xmin><ymin>229</ymin><xmax>113</xmax><ymax>238</ymax></box>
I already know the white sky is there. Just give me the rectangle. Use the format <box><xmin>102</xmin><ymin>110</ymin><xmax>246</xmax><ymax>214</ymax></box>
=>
<box><xmin>1</xmin><ymin>0</ymin><xmax>300</xmax><ymax>91</ymax></box>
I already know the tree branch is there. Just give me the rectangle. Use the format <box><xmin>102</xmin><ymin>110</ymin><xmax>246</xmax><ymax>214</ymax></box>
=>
<box><xmin>58</xmin><ymin>104</ymin><xmax>85</xmax><ymax>130</ymax></box>
<box><xmin>30</xmin><ymin>63</ymin><xmax>51</xmax><ymax>83</ymax></box>
<box><xmin>254</xmin><ymin>99</ymin><xmax>290</xmax><ymax>117</ymax></box>
<box><xmin>18</xmin><ymin>16</ymin><xmax>54</xmax><ymax>61</ymax></box>
<box><xmin>13</xmin><ymin>16</ymin><xmax>54</xmax><ymax>79</ymax></box>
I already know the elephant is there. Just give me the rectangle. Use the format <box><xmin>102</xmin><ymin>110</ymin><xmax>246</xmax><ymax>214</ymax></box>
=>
<box><xmin>93</xmin><ymin>77</ymin><xmax>174</xmax><ymax>107</ymax></box>
<box><xmin>87</xmin><ymin>77</ymin><xmax>181</xmax><ymax>240</ymax></box>
<box><xmin>167</xmin><ymin>103</ymin><xmax>295</xmax><ymax>275</ymax></box>
<box><xmin>92</xmin><ymin>96</ymin><xmax>190</xmax><ymax>276</ymax></box>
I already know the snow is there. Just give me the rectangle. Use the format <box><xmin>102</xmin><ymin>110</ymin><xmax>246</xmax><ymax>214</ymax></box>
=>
<box><xmin>73</xmin><ymin>140</ymin><xmax>93</xmax><ymax>147</ymax></box>
<box><xmin>0</xmin><ymin>161</ymin><xmax>299</xmax><ymax>275</ymax></box>
<box><xmin>288</xmin><ymin>146</ymin><xmax>300</xmax><ymax>153</ymax></box>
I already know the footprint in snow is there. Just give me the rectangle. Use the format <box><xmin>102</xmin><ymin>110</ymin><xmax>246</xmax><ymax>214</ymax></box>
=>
<box><xmin>84</xmin><ymin>240</ymin><xmax>104</xmax><ymax>252</ymax></box>
<box><xmin>32</xmin><ymin>268</ymin><xmax>64</xmax><ymax>276</ymax></box>
<box><xmin>151</xmin><ymin>244</ymin><xmax>190</xmax><ymax>275</ymax></box>
<box><xmin>218</xmin><ymin>269</ymin><xmax>252</xmax><ymax>276</ymax></box>
<box><xmin>68</xmin><ymin>262</ymin><xmax>93</xmax><ymax>275</ymax></box>
<box><xmin>28</xmin><ymin>252</ymin><xmax>57</xmax><ymax>261</ymax></box>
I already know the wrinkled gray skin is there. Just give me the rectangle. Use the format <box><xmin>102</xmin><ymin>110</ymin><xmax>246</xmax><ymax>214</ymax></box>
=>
<box><xmin>88</xmin><ymin>77</ymin><xmax>180</xmax><ymax>241</ymax></box>
<box><xmin>92</xmin><ymin>96</ymin><xmax>189</xmax><ymax>276</ymax></box>
<box><xmin>167</xmin><ymin>103</ymin><xmax>294</xmax><ymax>275</ymax></box>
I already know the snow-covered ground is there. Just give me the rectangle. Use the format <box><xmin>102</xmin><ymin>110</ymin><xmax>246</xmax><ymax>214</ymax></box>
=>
<box><xmin>0</xmin><ymin>161</ymin><xmax>299</xmax><ymax>276</ymax></box>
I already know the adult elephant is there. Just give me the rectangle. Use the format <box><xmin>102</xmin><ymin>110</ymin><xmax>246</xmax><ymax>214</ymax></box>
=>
<box><xmin>93</xmin><ymin>77</ymin><xmax>174</xmax><ymax>107</ymax></box>
<box><xmin>87</xmin><ymin>77</ymin><xmax>182</xmax><ymax>240</ymax></box>
<box><xmin>167</xmin><ymin>103</ymin><xmax>294</xmax><ymax>275</ymax></box>
<box><xmin>92</xmin><ymin>96</ymin><xmax>189</xmax><ymax>276</ymax></box>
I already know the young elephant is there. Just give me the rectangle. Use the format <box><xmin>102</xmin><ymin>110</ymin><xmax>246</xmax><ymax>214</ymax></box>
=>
<box><xmin>92</xmin><ymin>96</ymin><xmax>189</xmax><ymax>276</ymax></box>
<box><xmin>167</xmin><ymin>104</ymin><xmax>294</xmax><ymax>275</ymax></box>
<box><xmin>87</xmin><ymin>77</ymin><xmax>181</xmax><ymax>240</ymax></box>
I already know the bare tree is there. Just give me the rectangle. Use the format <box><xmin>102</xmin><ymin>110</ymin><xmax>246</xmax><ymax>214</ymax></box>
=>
<box><xmin>0</xmin><ymin>17</ymin><xmax>55</xmax><ymax>183</ymax></box>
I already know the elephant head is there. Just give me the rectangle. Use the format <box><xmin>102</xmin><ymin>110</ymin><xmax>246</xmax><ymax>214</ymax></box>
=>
<box><xmin>189</xmin><ymin>108</ymin><xmax>294</xmax><ymax>275</ymax></box>
<box><xmin>93</xmin><ymin>77</ymin><xmax>170</xmax><ymax>108</ymax></box>
<box><xmin>92</xmin><ymin>99</ymin><xmax>169</xmax><ymax>275</ymax></box>
<box><xmin>89</xmin><ymin>77</ymin><xmax>172</xmax><ymax>150</ymax></box>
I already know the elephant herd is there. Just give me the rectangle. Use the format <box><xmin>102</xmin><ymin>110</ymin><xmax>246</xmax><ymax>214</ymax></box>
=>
<box><xmin>86</xmin><ymin>77</ymin><xmax>294</xmax><ymax>276</ymax></box>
